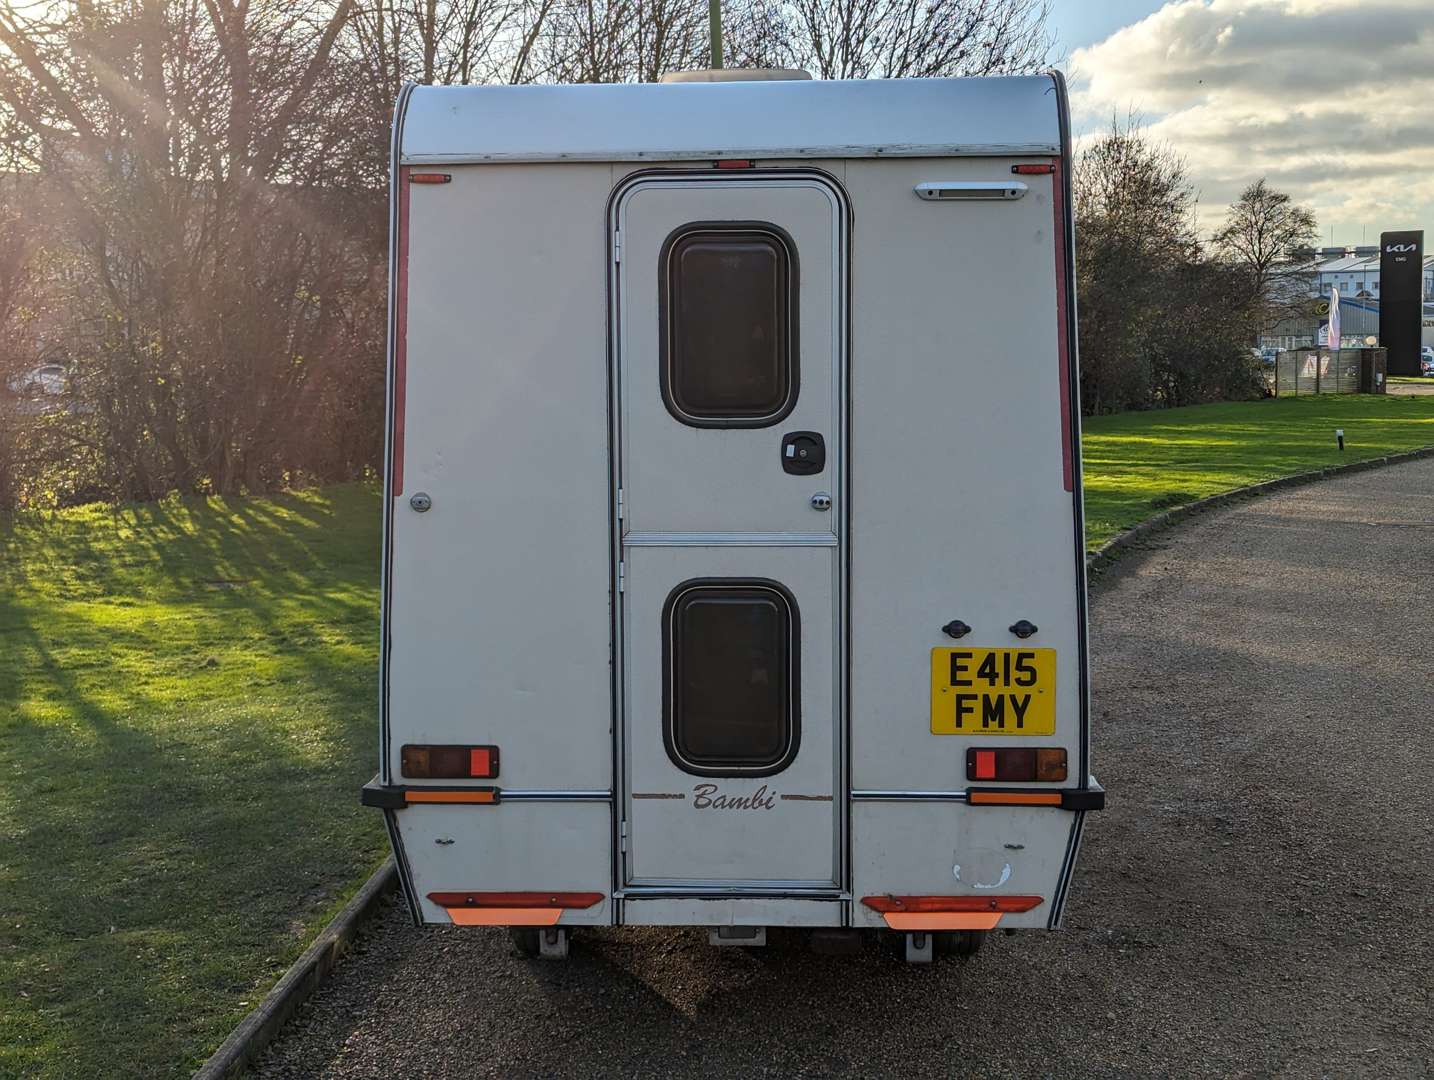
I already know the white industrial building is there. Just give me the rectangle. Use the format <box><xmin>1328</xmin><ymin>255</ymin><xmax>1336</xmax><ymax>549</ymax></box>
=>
<box><xmin>1305</xmin><ymin>245</ymin><xmax>1434</xmax><ymax>299</ymax></box>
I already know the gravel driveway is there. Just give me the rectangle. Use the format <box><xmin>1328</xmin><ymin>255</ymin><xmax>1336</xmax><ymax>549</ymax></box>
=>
<box><xmin>253</xmin><ymin>458</ymin><xmax>1434</xmax><ymax>1079</ymax></box>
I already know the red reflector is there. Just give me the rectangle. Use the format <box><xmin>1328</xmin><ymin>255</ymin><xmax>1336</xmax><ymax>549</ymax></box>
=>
<box><xmin>714</xmin><ymin>159</ymin><xmax>755</xmax><ymax>169</ymax></box>
<box><xmin>428</xmin><ymin>891</ymin><xmax>604</xmax><ymax>909</ymax></box>
<box><xmin>974</xmin><ymin>750</ymin><xmax>996</xmax><ymax>780</ymax></box>
<box><xmin>401</xmin><ymin>744</ymin><xmax>500</xmax><ymax>779</ymax></box>
<box><xmin>1012</xmin><ymin>163</ymin><xmax>1056</xmax><ymax>175</ymax></box>
<box><xmin>409</xmin><ymin>172</ymin><xmax>452</xmax><ymax>184</ymax></box>
<box><xmin>861</xmin><ymin>894</ymin><xmax>1043</xmax><ymax>914</ymax></box>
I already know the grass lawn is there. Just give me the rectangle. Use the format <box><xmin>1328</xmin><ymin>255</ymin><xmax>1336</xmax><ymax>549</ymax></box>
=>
<box><xmin>0</xmin><ymin>484</ymin><xmax>386</xmax><ymax>1079</ymax></box>
<box><xmin>1081</xmin><ymin>394</ymin><xmax>1434</xmax><ymax>548</ymax></box>
<box><xmin>4</xmin><ymin>395</ymin><xmax>1434</xmax><ymax>1078</ymax></box>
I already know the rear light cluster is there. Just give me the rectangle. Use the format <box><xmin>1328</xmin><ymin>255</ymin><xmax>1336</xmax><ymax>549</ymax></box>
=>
<box><xmin>967</xmin><ymin>747</ymin><xmax>1066</xmax><ymax>783</ymax></box>
<box><xmin>401</xmin><ymin>744</ymin><xmax>500</xmax><ymax>779</ymax></box>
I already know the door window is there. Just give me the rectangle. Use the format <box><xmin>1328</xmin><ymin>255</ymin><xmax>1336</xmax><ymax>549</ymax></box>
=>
<box><xmin>659</xmin><ymin>223</ymin><xmax>798</xmax><ymax>427</ymax></box>
<box><xmin>663</xmin><ymin>579</ymin><xmax>800</xmax><ymax>776</ymax></box>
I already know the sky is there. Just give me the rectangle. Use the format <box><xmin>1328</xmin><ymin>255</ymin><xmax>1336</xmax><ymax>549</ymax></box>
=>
<box><xmin>1049</xmin><ymin>0</ymin><xmax>1434</xmax><ymax>246</ymax></box>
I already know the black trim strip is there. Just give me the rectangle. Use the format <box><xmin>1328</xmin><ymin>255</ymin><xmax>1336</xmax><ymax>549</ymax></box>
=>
<box><xmin>383</xmin><ymin>808</ymin><xmax>422</xmax><ymax>924</ymax></box>
<box><xmin>1048</xmin><ymin>810</ymin><xmax>1087</xmax><ymax>928</ymax></box>
<box><xmin>1046</xmin><ymin>69</ymin><xmax>1093</xmax><ymax>935</ymax></box>
<box><xmin>379</xmin><ymin>86</ymin><xmax>420</xmax><ymax>926</ymax></box>
<box><xmin>379</xmin><ymin>81</ymin><xmax>417</xmax><ymax>789</ymax></box>
<box><xmin>1049</xmin><ymin>69</ymin><xmax>1091</xmax><ymax>788</ymax></box>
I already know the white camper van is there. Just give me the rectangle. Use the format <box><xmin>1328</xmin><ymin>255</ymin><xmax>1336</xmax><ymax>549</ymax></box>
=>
<box><xmin>363</xmin><ymin>71</ymin><xmax>1102</xmax><ymax>963</ymax></box>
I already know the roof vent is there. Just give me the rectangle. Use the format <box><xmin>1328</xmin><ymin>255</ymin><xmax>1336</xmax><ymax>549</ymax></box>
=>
<box><xmin>660</xmin><ymin>68</ymin><xmax>812</xmax><ymax>83</ymax></box>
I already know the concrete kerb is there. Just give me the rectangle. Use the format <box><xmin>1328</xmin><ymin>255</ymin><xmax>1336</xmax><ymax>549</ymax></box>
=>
<box><xmin>1086</xmin><ymin>444</ymin><xmax>1434</xmax><ymax>574</ymax></box>
<box><xmin>194</xmin><ymin>858</ymin><xmax>399</xmax><ymax>1080</ymax></box>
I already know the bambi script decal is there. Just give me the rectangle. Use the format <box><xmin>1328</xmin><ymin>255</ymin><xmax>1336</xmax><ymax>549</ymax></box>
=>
<box><xmin>691</xmin><ymin>783</ymin><xmax>777</xmax><ymax>810</ymax></box>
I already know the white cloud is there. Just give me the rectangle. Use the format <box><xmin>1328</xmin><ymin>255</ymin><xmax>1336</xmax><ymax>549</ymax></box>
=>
<box><xmin>1069</xmin><ymin>0</ymin><xmax>1434</xmax><ymax>242</ymax></box>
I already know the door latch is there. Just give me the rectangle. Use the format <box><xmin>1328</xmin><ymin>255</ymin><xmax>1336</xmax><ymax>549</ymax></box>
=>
<box><xmin>781</xmin><ymin>431</ymin><xmax>826</xmax><ymax>475</ymax></box>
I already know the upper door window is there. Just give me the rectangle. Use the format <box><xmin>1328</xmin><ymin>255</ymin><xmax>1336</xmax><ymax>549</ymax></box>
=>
<box><xmin>659</xmin><ymin>223</ymin><xmax>798</xmax><ymax>427</ymax></box>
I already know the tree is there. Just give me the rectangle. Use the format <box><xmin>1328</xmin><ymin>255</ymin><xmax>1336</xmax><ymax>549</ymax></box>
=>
<box><xmin>0</xmin><ymin>0</ymin><xmax>386</xmax><ymax>501</ymax></box>
<box><xmin>0</xmin><ymin>0</ymin><xmax>1060</xmax><ymax>506</ymax></box>
<box><xmin>744</xmin><ymin>0</ymin><xmax>1053</xmax><ymax>79</ymax></box>
<box><xmin>1074</xmin><ymin>116</ymin><xmax>1262</xmax><ymax>414</ymax></box>
<box><xmin>1212</xmin><ymin>178</ymin><xmax>1318</xmax><ymax>329</ymax></box>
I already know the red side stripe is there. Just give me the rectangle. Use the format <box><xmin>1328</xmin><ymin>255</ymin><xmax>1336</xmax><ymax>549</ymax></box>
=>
<box><xmin>393</xmin><ymin>165</ymin><xmax>411</xmax><ymax>497</ymax></box>
<box><xmin>1051</xmin><ymin>160</ymin><xmax>1074</xmax><ymax>493</ymax></box>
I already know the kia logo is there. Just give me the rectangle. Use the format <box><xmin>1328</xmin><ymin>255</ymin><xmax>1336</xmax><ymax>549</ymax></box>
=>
<box><xmin>1386</xmin><ymin>243</ymin><xmax>1417</xmax><ymax>252</ymax></box>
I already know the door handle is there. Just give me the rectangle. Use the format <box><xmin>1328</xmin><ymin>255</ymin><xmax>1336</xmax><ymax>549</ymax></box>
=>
<box><xmin>782</xmin><ymin>432</ymin><xmax>826</xmax><ymax>475</ymax></box>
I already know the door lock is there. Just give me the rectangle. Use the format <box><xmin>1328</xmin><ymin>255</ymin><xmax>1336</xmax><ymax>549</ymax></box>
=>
<box><xmin>810</xmin><ymin>492</ymin><xmax>832</xmax><ymax>512</ymax></box>
<box><xmin>781</xmin><ymin>431</ymin><xmax>826</xmax><ymax>475</ymax></box>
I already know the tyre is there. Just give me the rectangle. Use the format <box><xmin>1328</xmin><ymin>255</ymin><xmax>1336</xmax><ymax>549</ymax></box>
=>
<box><xmin>508</xmin><ymin>927</ymin><xmax>541</xmax><ymax>957</ymax></box>
<box><xmin>935</xmin><ymin>929</ymin><xmax>986</xmax><ymax>958</ymax></box>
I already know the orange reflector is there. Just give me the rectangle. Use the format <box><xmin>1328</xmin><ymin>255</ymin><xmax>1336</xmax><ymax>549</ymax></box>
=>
<box><xmin>409</xmin><ymin>172</ymin><xmax>452</xmax><ymax>184</ymax></box>
<box><xmin>861</xmin><ymin>894</ymin><xmax>1043</xmax><ymax>914</ymax></box>
<box><xmin>968</xmin><ymin>790</ymin><xmax>1062</xmax><ymax>806</ymax></box>
<box><xmin>885</xmin><ymin>912</ymin><xmax>1002</xmax><ymax>931</ymax></box>
<box><xmin>446</xmin><ymin>906</ymin><xmax>562</xmax><ymax>927</ymax></box>
<box><xmin>404</xmin><ymin>788</ymin><xmax>498</xmax><ymax>804</ymax></box>
<box><xmin>1035</xmin><ymin>748</ymin><xmax>1067</xmax><ymax>782</ymax></box>
<box><xmin>1012</xmin><ymin>163</ymin><xmax>1056</xmax><ymax>175</ymax></box>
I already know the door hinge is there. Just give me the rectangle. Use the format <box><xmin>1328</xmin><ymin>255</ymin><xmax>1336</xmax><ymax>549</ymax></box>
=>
<box><xmin>617</xmin><ymin>560</ymin><xmax>625</xmax><ymax>593</ymax></box>
<box><xmin>613</xmin><ymin>229</ymin><xmax>621</xmax><ymax>264</ymax></box>
<box><xmin>616</xmin><ymin>486</ymin><xmax>624</xmax><ymax>524</ymax></box>
<box><xmin>619</xmin><ymin>819</ymin><xmax>628</xmax><ymax>852</ymax></box>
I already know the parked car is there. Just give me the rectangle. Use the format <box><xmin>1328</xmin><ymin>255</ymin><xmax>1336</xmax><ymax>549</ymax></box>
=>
<box><xmin>1421</xmin><ymin>346</ymin><xmax>1434</xmax><ymax>377</ymax></box>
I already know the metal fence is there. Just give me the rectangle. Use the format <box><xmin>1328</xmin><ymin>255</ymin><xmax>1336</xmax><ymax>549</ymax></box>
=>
<box><xmin>1273</xmin><ymin>348</ymin><xmax>1386</xmax><ymax>396</ymax></box>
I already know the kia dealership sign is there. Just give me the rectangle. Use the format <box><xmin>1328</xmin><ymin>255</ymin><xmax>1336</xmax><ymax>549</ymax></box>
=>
<box><xmin>1379</xmin><ymin>230</ymin><xmax>1424</xmax><ymax>376</ymax></box>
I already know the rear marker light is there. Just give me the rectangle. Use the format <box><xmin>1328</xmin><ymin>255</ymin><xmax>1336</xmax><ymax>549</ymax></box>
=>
<box><xmin>429</xmin><ymin>891</ymin><xmax>604</xmax><ymax>910</ymax></box>
<box><xmin>862</xmin><ymin>895</ymin><xmax>1043</xmax><ymax>914</ymax></box>
<box><xmin>1012</xmin><ymin>163</ymin><xmax>1056</xmax><ymax>175</ymax></box>
<box><xmin>966</xmin><ymin>746</ymin><xmax>1066</xmax><ymax>783</ymax></box>
<box><xmin>715</xmin><ymin>159</ymin><xmax>755</xmax><ymax>169</ymax></box>
<box><xmin>409</xmin><ymin>172</ymin><xmax>452</xmax><ymax>184</ymax></box>
<box><xmin>401</xmin><ymin>744</ymin><xmax>500</xmax><ymax>779</ymax></box>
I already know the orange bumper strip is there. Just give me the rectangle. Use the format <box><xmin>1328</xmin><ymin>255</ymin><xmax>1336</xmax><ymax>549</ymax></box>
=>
<box><xmin>405</xmin><ymin>789</ymin><xmax>498</xmax><ymax>805</ymax></box>
<box><xmin>968</xmin><ymin>791</ymin><xmax>1062</xmax><ymax>807</ymax></box>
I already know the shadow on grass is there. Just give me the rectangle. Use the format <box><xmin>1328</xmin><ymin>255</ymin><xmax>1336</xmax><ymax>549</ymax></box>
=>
<box><xmin>0</xmin><ymin>484</ymin><xmax>387</xmax><ymax>1079</ymax></box>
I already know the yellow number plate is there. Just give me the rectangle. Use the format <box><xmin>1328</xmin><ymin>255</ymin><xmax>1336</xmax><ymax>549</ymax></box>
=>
<box><xmin>930</xmin><ymin>648</ymin><xmax>1056</xmax><ymax>736</ymax></box>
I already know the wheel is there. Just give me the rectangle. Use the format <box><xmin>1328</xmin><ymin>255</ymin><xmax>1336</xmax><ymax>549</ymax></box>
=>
<box><xmin>935</xmin><ymin>929</ymin><xmax>986</xmax><ymax>958</ymax></box>
<box><xmin>508</xmin><ymin>927</ymin><xmax>541</xmax><ymax>957</ymax></box>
